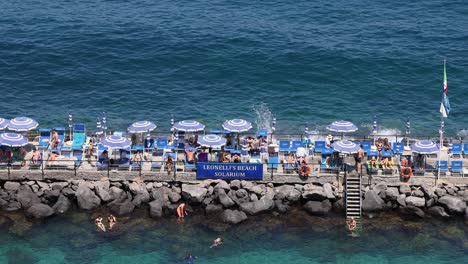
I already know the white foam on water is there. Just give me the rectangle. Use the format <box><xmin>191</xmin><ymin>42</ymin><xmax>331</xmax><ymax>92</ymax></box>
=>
<box><xmin>252</xmin><ymin>103</ymin><xmax>273</xmax><ymax>133</ymax></box>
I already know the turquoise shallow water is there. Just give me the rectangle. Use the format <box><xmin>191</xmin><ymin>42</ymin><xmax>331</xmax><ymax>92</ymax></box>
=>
<box><xmin>0</xmin><ymin>209</ymin><xmax>466</xmax><ymax>263</ymax></box>
<box><xmin>1</xmin><ymin>0</ymin><xmax>468</xmax><ymax>136</ymax></box>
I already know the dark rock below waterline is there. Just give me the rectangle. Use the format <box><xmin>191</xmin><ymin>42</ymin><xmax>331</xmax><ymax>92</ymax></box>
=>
<box><xmin>26</xmin><ymin>203</ymin><xmax>54</xmax><ymax>219</ymax></box>
<box><xmin>221</xmin><ymin>209</ymin><xmax>247</xmax><ymax>224</ymax></box>
<box><xmin>239</xmin><ymin>199</ymin><xmax>274</xmax><ymax>215</ymax></box>
<box><xmin>438</xmin><ymin>195</ymin><xmax>466</xmax><ymax>214</ymax></box>
<box><xmin>427</xmin><ymin>206</ymin><xmax>450</xmax><ymax>218</ymax></box>
<box><xmin>304</xmin><ymin>200</ymin><xmax>332</xmax><ymax>216</ymax></box>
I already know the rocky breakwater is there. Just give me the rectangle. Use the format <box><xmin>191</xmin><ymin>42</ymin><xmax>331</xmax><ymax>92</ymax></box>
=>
<box><xmin>0</xmin><ymin>179</ymin><xmax>466</xmax><ymax>225</ymax></box>
<box><xmin>362</xmin><ymin>182</ymin><xmax>468</xmax><ymax>220</ymax></box>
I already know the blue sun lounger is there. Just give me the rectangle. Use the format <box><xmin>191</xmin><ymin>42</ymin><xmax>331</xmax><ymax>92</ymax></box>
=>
<box><xmin>435</xmin><ymin>160</ymin><xmax>448</xmax><ymax>175</ymax></box>
<box><xmin>314</xmin><ymin>141</ymin><xmax>326</xmax><ymax>154</ymax></box>
<box><xmin>450</xmin><ymin>160</ymin><xmax>463</xmax><ymax>176</ymax></box>
<box><xmin>450</xmin><ymin>143</ymin><xmax>462</xmax><ymax>157</ymax></box>
<box><xmin>392</xmin><ymin>142</ymin><xmax>405</xmax><ymax>155</ymax></box>
<box><xmin>291</xmin><ymin>140</ymin><xmax>302</xmax><ymax>152</ymax></box>
<box><xmin>38</xmin><ymin>128</ymin><xmax>51</xmax><ymax>150</ymax></box>
<box><xmin>278</xmin><ymin>140</ymin><xmax>290</xmax><ymax>152</ymax></box>
<box><xmin>72</xmin><ymin>124</ymin><xmax>86</xmax><ymax>150</ymax></box>
<box><xmin>361</xmin><ymin>141</ymin><xmax>371</xmax><ymax>154</ymax></box>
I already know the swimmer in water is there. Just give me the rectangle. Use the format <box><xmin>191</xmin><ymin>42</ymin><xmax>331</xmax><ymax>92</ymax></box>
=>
<box><xmin>210</xmin><ymin>237</ymin><xmax>223</xmax><ymax>248</ymax></box>
<box><xmin>95</xmin><ymin>215</ymin><xmax>106</xmax><ymax>232</ymax></box>
<box><xmin>108</xmin><ymin>214</ymin><xmax>116</xmax><ymax>230</ymax></box>
<box><xmin>184</xmin><ymin>253</ymin><xmax>197</xmax><ymax>264</ymax></box>
<box><xmin>348</xmin><ymin>217</ymin><xmax>357</xmax><ymax>231</ymax></box>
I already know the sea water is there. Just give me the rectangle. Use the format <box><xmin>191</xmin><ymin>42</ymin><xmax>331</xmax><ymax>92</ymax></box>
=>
<box><xmin>0</xmin><ymin>209</ymin><xmax>466</xmax><ymax>263</ymax></box>
<box><xmin>1</xmin><ymin>0</ymin><xmax>468</xmax><ymax>135</ymax></box>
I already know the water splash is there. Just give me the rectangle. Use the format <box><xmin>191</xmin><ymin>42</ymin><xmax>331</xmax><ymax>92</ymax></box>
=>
<box><xmin>252</xmin><ymin>103</ymin><xmax>273</xmax><ymax>133</ymax></box>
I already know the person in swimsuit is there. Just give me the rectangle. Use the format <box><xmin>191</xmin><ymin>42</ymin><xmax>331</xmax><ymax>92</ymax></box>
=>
<box><xmin>108</xmin><ymin>214</ymin><xmax>116</xmax><ymax>230</ymax></box>
<box><xmin>185</xmin><ymin>147</ymin><xmax>195</xmax><ymax>164</ymax></box>
<box><xmin>95</xmin><ymin>215</ymin><xmax>106</xmax><ymax>232</ymax></box>
<box><xmin>348</xmin><ymin>217</ymin><xmax>356</xmax><ymax>231</ymax></box>
<box><xmin>401</xmin><ymin>156</ymin><xmax>409</xmax><ymax>167</ymax></box>
<box><xmin>31</xmin><ymin>148</ymin><xmax>41</xmax><ymax>164</ymax></box>
<box><xmin>231</xmin><ymin>153</ymin><xmax>241</xmax><ymax>163</ymax></box>
<box><xmin>210</xmin><ymin>237</ymin><xmax>223</xmax><ymax>248</ymax></box>
<box><xmin>166</xmin><ymin>155</ymin><xmax>173</xmax><ymax>174</ymax></box>
<box><xmin>51</xmin><ymin>129</ymin><xmax>59</xmax><ymax>149</ymax></box>
<box><xmin>133</xmin><ymin>150</ymin><xmax>142</xmax><ymax>163</ymax></box>
<box><xmin>355</xmin><ymin>145</ymin><xmax>365</xmax><ymax>175</ymax></box>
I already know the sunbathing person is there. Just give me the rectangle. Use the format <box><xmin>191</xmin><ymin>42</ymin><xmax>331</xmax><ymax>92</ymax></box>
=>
<box><xmin>286</xmin><ymin>153</ymin><xmax>295</xmax><ymax>165</ymax></box>
<box><xmin>220</xmin><ymin>152</ymin><xmax>230</xmax><ymax>163</ymax></box>
<box><xmin>185</xmin><ymin>147</ymin><xmax>196</xmax><ymax>164</ymax></box>
<box><xmin>400</xmin><ymin>156</ymin><xmax>409</xmax><ymax>167</ymax></box>
<box><xmin>87</xmin><ymin>135</ymin><xmax>95</xmax><ymax>157</ymax></box>
<box><xmin>133</xmin><ymin>150</ymin><xmax>142</xmax><ymax>163</ymax></box>
<box><xmin>48</xmin><ymin>151</ymin><xmax>58</xmax><ymax>162</ymax></box>
<box><xmin>166</xmin><ymin>155</ymin><xmax>174</xmax><ymax>174</ymax></box>
<box><xmin>381</xmin><ymin>157</ymin><xmax>392</xmax><ymax>169</ymax></box>
<box><xmin>231</xmin><ymin>153</ymin><xmax>241</xmax><ymax>163</ymax></box>
<box><xmin>31</xmin><ymin>149</ymin><xmax>41</xmax><ymax>164</ymax></box>
<box><xmin>376</xmin><ymin>138</ymin><xmax>383</xmax><ymax>158</ymax></box>
<box><xmin>51</xmin><ymin>129</ymin><xmax>59</xmax><ymax>149</ymax></box>
<box><xmin>368</xmin><ymin>156</ymin><xmax>379</xmax><ymax>168</ymax></box>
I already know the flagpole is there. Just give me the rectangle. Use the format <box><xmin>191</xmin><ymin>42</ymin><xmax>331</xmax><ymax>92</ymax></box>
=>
<box><xmin>437</xmin><ymin>118</ymin><xmax>444</xmax><ymax>181</ymax></box>
<box><xmin>437</xmin><ymin>59</ymin><xmax>449</xmax><ymax>181</ymax></box>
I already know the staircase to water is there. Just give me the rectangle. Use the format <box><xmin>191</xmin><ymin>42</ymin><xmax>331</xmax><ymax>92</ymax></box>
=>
<box><xmin>345</xmin><ymin>174</ymin><xmax>362</xmax><ymax>233</ymax></box>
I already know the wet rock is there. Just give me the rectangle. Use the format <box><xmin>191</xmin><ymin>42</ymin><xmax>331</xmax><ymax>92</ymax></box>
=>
<box><xmin>239</xmin><ymin>199</ymin><xmax>275</xmax><ymax>215</ymax></box>
<box><xmin>205</xmin><ymin>204</ymin><xmax>223</xmax><ymax>215</ymax></box>
<box><xmin>214</xmin><ymin>180</ymin><xmax>230</xmax><ymax>191</ymax></box>
<box><xmin>362</xmin><ymin>190</ymin><xmax>386</xmax><ymax>211</ymax></box>
<box><xmin>26</xmin><ymin>203</ymin><xmax>54</xmax><ymax>218</ymax></box>
<box><xmin>17</xmin><ymin>186</ymin><xmax>41</xmax><ymax>209</ymax></box>
<box><xmin>221</xmin><ymin>209</ymin><xmax>247</xmax><ymax>224</ymax></box>
<box><xmin>108</xmin><ymin>199</ymin><xmax>135</xmax><ymax>216</ymax></box>
<box><xmin>76</xmin><ymin>183</ymin><xmax>101</xmax><ymax>210</ymax></box>
<box><xmin>399</xmin><ymin>206</ymin><xmax>425</xmax><ymax>218</ymax></box>
<box><xmin>274</xmin><ymin>200</ymin><xmax>290</xmax><ymax>213</ymax></box>
<box><xmin>274</xmin><ymin>185</ymin><xmax>301</xmax><ymax>202</ymax></box>
<box><xmin>427</xmin><ymin>206</ymin><xmax>450</xmax><ymax>218</ymax></box>
<box><xmin>385</xmin><ymin>187</ymin><xmax>399</xmax><ymax>201</ymax></box>
<box><xmin>438</xmin><ymin>195</ymin><xmax>466</xmax><ymax>214</ymax></box>
<box><xmin>181</xmin><ymin>184</ymin><xmax>207</xmax><ymax>203</ymax></box>
<box><xmin>149</xmin><ymin>200</ymin><xmax>163</xmax><ymax>218</ymax></box>
<box><xmin>216</xmin><ymin>188</ymin><xmax>235</xmax><ymax>208</ymax></box>
<box><xmin>399</xmin><ymin>184</ymin><xmax>411</xmax><ymax>196</ymax></box>
<box><xmin>4</xmin><ymin>201</ymin><xmax>21</xmax><ymax>211</ymax></box>
<box><xmin>52</xmin><ymin>194</ymin><xmax>71</xmax><ymax>214</ymax></box>
<box><xmin>332</xmin><ymin>198</ymin><xmax>345</xmax><ymax>212</ymax></box>
<box><xmin>4</xmin><ymin>181</ymin><xmax>21</xmax><ymax>191</ymax></box>
<box><xmin>405</xmin><ymin>196</ymin><xmax>425</xmax><ymax>207</ymax></box>
<box><xmin>304</xmin><ymin>200</ymin><xmax>332</xmax><ymax>216</ymax></box>
<box><xmin>230</xmin><ymin>180</ymin><xmax>241</xmax><ymax>190</ymax></box>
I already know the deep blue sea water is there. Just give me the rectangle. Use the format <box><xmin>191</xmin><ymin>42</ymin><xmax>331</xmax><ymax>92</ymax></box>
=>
<box><xmin>1</xmin><ymin>0</ymin><xmax>468</xmax><ymax>136</ymax></box>
<box><xmin>0</xmin><ymin>209</ymin><xmax>467</xmax><ymax>264</ymax></box>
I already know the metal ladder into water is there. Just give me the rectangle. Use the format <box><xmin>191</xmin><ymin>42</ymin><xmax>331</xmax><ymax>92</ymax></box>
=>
<box><xmin>345</xmin><ymin>174</ymin><xmax>362</xmax><ymax>232</ymax></box>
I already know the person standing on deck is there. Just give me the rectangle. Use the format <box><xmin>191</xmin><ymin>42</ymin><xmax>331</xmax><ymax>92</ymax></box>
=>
<box><xmin>355</xmin><ymin>145</ymin><xmax>365</xmax><ymax>176</ymax></box>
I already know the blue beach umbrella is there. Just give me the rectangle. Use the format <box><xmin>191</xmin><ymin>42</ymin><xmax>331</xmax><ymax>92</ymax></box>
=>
<box><xmin>326</xmin><ymin>120</ymin><xmax>358</xmax><ymax>133</ymax></box>
<box><xmin>8</xmin><ymin>117</ymin><xmax>39</xmax><ymax>132</ymax></box>
<box><xmin>128</xmin><ymin>121</ymin><xmax>157</xmax><ymax>134</ymax></box>
<box><xmin>0</xmin><ymin>118</ymin><xmax>9</xmax><ymax>130</ymax></box>
<box><xmin>0</xmin><ymin>133</ymin><xmax>28</xmax><ymax>147</ymax></box>
<box><xmin>332</xmin><ymin>140</ymin><xmax>360</xmax><ymax>154</ymax></box>
<box><xmin>198</xmin><ymin>134</ymin><xmax>227</xmax><ymax>148</ymax></box>
<box><xmin>222</xmin><ymin>119</ymin><xmax>252</xmax><ymax>133</ymax></box>
<box><xmin>411</xmin><ymin>140</ymin><xmax>439</xmax><ymax>154</ymax></box>
<box><xmin>101</xmin><ymin>135</ymin><xmax>131</xmax><ymax>149</ymax></box>
<box><xmin>173</xmin><ymin>120</ymin><xmax>205</xmax><ymax>132</ymax></box>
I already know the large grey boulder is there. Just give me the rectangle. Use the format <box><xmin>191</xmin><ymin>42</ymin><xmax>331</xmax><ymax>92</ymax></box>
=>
<box><xmin>251</xmin><ymin>185</ymin><xmax>266</xmax><ymax>196</ymax></box>
<box><xmin>108</xmin><ymin>199</ymin><xmax>135</xmax><ymax>216</ymax></box>
<box><xmin>61</xmin><ymin>187</ymin><xmax>76</xmax><ymax>198</ymax></box>
<box><xmin>275</xmin><ymin>200</ymin><xmax>290</xmax><ymax>213</ymax></box>
<box><xmin>362</xmin><ymin>190</ymin><xmax>386</xmax><ymax>212</ymax></box>
<box><xmin>76</xmin><ymin>183</ymin><xmax>101</xmax><ymax>210</ymax></box>
<box><xmin>373</xmin><ymin>182</ymin><xmax>387</xmax><ymax>194</ymax></box>
<box><xmin>4</xmin><ymin>181</ymin><xmax>21</xmax><ymax>191</ymax></box>
<box><xmin>205</xmin><ymin>204</ymin><xmax>223</xmax><ymax>215</ymax></box>
<box><xmin>221</xmin><ymin>209</ymin><xmax>247</xmax><ymax>224</ymax></box>
<box><xmin>181</xmin><ymin>184</ymin><xmax>207</xmax><ymax>203</ymax></box>
<box><xmin>420</xmin><ymin>183</ymin><xmax>435</xmax><ymax>199</ymax></box>
<box><xmin>216</xmin><ymin>188</ymin><xmax>235</xmax><ymax>208</ymax></box>
<box><xmin>427</xmin><ymin>206</ymin><xmax>450</xmax><ymax>218</ymax></box>
<box><xmin>239</xmin><ymin>199</ymin><xmax>275</xmax><ymax>215</ymax></box>
<box><xmin>230</xmin><ymin>180</ymin><xmax>241</xmax><ymax>190</ymax></box>
<box><xmin>94</xmin><ymin>181</ymin><xmax>112</xmax><ymax>202</ymax></box>
<box><xmin>168</xmin><ymin>191</ymin><xmax>181</xmax><ymax>203</ymax></box>
<box><xmin>50</xmin><ymin>182</ymin><xmax>68</xmax><ymax>191</ymax></box>
<box><xmin>214</xmin><ymin>180</ymin><xmax>230</xmax><ymax>191</ymax></box>
<box><xmin>235</xmin><ymin>189</ymin><xmax>250</xmax><ymax>204</ymax></box>
<box><xmin>385</xmin><ymin>187</ymin><xmax>400</xmax><ymax>201</ymax></box>
<box><xmin>149</xmin><ymin>200</ymin><xmax>163</xmax><ymax>218</ymax></box>
<box><xmin>399</xmin><ymin>206</ymin><xmax>425</xmax><ymax>218</ymax></box>
<box><xmin>304</xmin><ymin>200</ymin><xmax>332</xmax><ymax>216</ymax></box>
<box><xmin>438</xmin><ymin>195</ymin><xmax>466</xmax><ymax>214</ymax></box>
<box><xmin>399</xmin><ymin>184</ymin><xmax>411</xmax><ymax>196</ymax></box>
<box><xmin>405</xmin><ymin>196</ymin><xmax>426</xmax><ymax>207</ymax></box>
<box><xmin>397</xmin><ymin>194</ymin><xmax>407</xmax><ymax>207</ymax></box>
<box><xmin>435</xmin><ymin>188</ymin><xmax>447</xmax><ymax>197</ymax></box>
<box><xmin>274</xmin><ymin>185</ymin><xmax>302</xmax><ymax>202</ymax></box>
<box><xmin>52</xmin><ymin>194</ymin><xmax>71</xmax><ymax>214</ymax></box>
<box><xmin>109</xmin><ymin>186</ymin><xmax>125</xmax><ymax>201</ymax></box>
<box><xmin>241</xmin><ymin>180</ymin><xmax>254</xmax><ymax>191</ymax></box>
<box><xmin>26</xmin><ymin>203</ymin><xmax>54</xmax><ymax>219</ymax></box>
<box><xmin>132</xmin><ymin>185</ymin><xmax>151</xmax><ymax>207</ymax></box>
<box><xmin>322</xmin><ymin>183</ymin><xmax>336</xmax><ymax>201</ymax></box>
<box><xmin>302</xmin><ymin>189</ymin><xmax>327</xmax><ymax>201</ymax></box>
<box><xmin>17</xmin><ymin>186</ymin><xmax>41</xmax><ymax>209</ymax></box>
